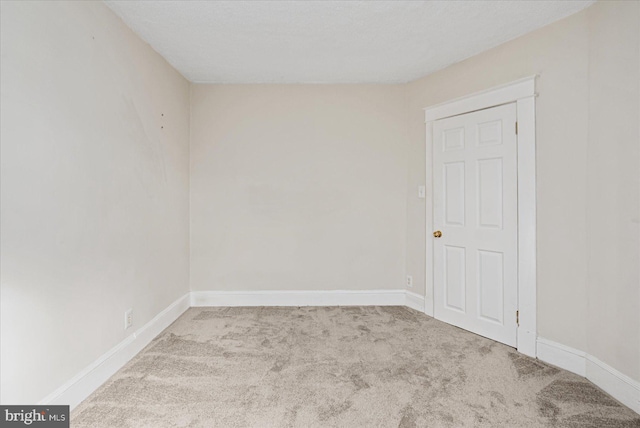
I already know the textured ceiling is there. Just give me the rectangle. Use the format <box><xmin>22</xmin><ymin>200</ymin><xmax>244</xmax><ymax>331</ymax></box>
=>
<box><xmin>104</xmin><ymin>1</ymin><xmax>594</xmax><ymax>84</ymax></box>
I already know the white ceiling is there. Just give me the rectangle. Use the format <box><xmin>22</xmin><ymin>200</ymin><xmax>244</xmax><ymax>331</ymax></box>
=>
<box><xmin>104</xmin><ymin>0</ymin><xmax>594</xmax><ymax>84</ymax></box>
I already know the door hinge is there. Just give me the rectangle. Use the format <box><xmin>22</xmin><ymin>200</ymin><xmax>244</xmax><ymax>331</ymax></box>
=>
<box><xmin>516</xmin><ymin>310</ymin><xmax>519</xmax><ymax>326</ymax></box>
<box><xmin>515</xmin><ymin>122</ymin><xmax>518</xmax><ymax>135</ymax></box>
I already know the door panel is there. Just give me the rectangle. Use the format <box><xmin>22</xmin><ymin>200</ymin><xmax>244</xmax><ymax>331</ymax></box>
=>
<box><xmin>444</xmin><ymin>162</ymin><xmax>465</xmax><ymax>226</ymax></box>
<box><xmin>444</xmin><ymin>245</ymin><xmax>466</xmax><ymax>312</ymax></box>
<box><xmin>477</xmin><ymin>158</ymin><xmax>503</xmax><ymax>229</ymax></box>
<box><xmin>443</xmin><ymin>127</ymin><xmax>465</xmax><ymax>151</ymax></box>
<box><xmin>477</xmin><ymin>249</ymin><xmax>504</xmax><ymax>324</ymax></box>
<box><xmin>433</xmin><ymin>103</ymin><xmax>518</xmax><ymax>347</ymax></box>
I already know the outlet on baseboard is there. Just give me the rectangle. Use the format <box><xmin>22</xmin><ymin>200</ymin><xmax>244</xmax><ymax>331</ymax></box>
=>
<box><xmin>406</xmin><ymin>275</ymin><xmax>413</xmax><ymax>288</ymax></box>
<box><xmin>124</xmin><ymin>309</ymin><xmax>133</xmax><ymax>330</ymax></box>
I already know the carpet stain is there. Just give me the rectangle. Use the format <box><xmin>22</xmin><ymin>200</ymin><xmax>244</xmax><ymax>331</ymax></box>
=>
<box><xmin>478</xmin><ymin>344</ymin><xmax>493</xmax><ymax>356</ymax></box>
<box><xmin>539</xmin><ymin>379</ymin><xmax>620</xmax><ymax>406</ymax></box>
<box><xmin>398</xmin><ymin>406</ymin><xmax>418</xmax><ymax>428</ymax></box>
<box><xmin>537</xmin><ymin>397</ymin><xmax>561</xmax><ymax>423</ymax></box>
<box><xmin>270</xmin><ymin>357</ymin><xmax>290</xmax><ymax>373</ymax></box>
<box><xmin>510</xmin><ymin>352</ymin><xmax>560</xmax><ymax>378</ymax></box>
<box><xmin>490</xmin><ymin>391</ymin><xmax>506</xmax><ymax>406</ymax></box>
<box><xmin>317</xmin><ymin>400</ymin><xmax>353</xmax><ymax>421</ymax></box>
<box><xmin>357</xmin><ymin>325</ymin><xmax>371</xmax><ymax>333</ymax></box>
<box><xmin>349</xmin><ymin>373</ymin><xmax>370</xmax><ymax>390</ymax></box>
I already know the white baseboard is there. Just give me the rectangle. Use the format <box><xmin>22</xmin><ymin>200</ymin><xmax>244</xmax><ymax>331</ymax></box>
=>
<box><xmin>39</xmin><ymin>293</ymin><xmax>190</xmax><ymax>410</ymax></box>
<box><xmin>405</xmin><ymin>290</ymin><xmax>425</xmax><ymax>312</ymax></box>
<box><xmin>190</xmin><ymin>289</ymin><xmax>408</xmax><ymax>307</ymax></box>
<box><xmin>537</xmin><ymin>337</ymin><xmax>640</xmax><ymax>414</ymax></box>
<box><xmin>586</xmin><ymin>355</ymin><xmax>640</xmax><ymax>414</ymax></box>
<box><xmin>537</xmin><ymin>337</ymin><xmax>586</xmax><ymax>376</ymax></box>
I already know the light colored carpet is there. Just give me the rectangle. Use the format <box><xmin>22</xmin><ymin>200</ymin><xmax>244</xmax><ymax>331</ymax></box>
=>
<box><xmin>72</xmin><ymin>307</ymin><xmax>640</xmax><ymax>427</ymax></box>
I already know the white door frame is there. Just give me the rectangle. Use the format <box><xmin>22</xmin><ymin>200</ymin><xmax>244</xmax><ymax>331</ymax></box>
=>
<box><xmin>424</xmin><ymin>76</ymin><xmax>537</xmax><ymax>357</ymax></box>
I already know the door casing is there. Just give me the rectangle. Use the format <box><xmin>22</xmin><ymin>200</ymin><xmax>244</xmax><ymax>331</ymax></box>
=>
<box><xmin>424</xmin><ymin>76</ymin><xmax>537</xmax><ymax>357</ymax></box>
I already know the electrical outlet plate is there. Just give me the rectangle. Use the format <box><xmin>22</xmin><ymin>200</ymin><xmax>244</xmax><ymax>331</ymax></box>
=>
<box><xmin>124</xmin><ymin>309</ymin><xmax>133</xmax><ymax>330</ymax></box>
<box><xmin>418</xmin><ymin>186</ymin><xmax>426</xmax><ymax>199</ymax></box>
<box><xmin>406</xmin><ymin>275</ymin><xmax>413</xmax><ymax>287</ymax></box>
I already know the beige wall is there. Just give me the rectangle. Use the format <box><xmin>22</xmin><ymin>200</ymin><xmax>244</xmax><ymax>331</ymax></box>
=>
<box><xmin>1</xmin><ymin>0</ymin><xmax>637</xmax><ymax>406</ymax></box>
<box><xmin>0</xmin><ymin>1</ymin><xmax>190</xmax><ymax>404</ymax></box>
<box><xmin>404</xmin><ymin>1</ymin><xmax>639</xmax><ymax>381</ymax></box>
<box><xmin>190</xmin><ymin>85</ymin><xmax>408</xmax><ymax>292</ymax></box>
<box><xmin>586</xmin><ymin>1</ymin><xmax>640</xmax><ymax>381</ymax></box>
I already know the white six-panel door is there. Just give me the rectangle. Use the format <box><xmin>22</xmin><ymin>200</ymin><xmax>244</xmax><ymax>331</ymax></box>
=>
<box><xmin>433</xmin><ymin>103</ymin><xmax>518</xmax><ymax>347</ymax></box>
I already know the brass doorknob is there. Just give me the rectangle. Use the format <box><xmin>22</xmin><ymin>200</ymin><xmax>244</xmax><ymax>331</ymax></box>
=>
<box><xmin>433</xmin><ymin>230</ymin><xmax>442</xmax><ymax>238</ymax></box>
